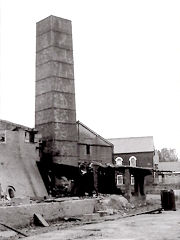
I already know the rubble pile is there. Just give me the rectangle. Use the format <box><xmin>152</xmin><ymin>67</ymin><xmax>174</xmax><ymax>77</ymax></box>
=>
<box><xmin>94</xmin><ymin>194</ymin><xmax>161</xmax><ymax>216</ymax></box>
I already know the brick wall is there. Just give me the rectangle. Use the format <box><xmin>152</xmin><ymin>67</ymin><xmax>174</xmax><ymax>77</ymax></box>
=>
<box><xmin>78</xmin><ymin>144</ymin><xmax>113</xmax><ymax>164</ymax></box>
<box><xmin>114</xmin><ymin>152</ymin><xmax>154</xmax><ymax>168</ymax></box>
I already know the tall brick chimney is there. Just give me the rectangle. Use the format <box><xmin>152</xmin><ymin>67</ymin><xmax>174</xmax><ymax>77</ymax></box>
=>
<box><xmin>35</xmin><ymin>15</ymin><xmax>78</xmax><ymax>167</ymax></box>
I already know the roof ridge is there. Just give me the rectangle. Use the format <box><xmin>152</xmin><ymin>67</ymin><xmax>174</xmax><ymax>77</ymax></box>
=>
<box><xmin>0</xmin><ymin>119</ymin><xmax>32</xmax><ymax>130</ymax></box>
<box><xmin>77</xmin><ymin>120</ymin><xmax>113</xmax><ymax>146</ymax></box>
<box><xmin>108</xmin><ymin>136</ymin><xmax>153</xmax><ymax>140</ymax></box>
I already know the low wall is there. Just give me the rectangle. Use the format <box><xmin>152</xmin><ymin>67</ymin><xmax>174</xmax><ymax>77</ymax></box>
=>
<box><xmin>146</xmin><ymin>184</ymin><xmax>180</xmax><ymax>194</ymax></box>
<box><xmin>0</xmin><ymin>198</ymin><xmax>97</xmax><ymax>230</ymax></box>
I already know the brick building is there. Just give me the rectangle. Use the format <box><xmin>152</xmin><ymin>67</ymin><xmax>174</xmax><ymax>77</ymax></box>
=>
<box><xmin>108</xmin><ymin>137</ymin><xmax>154</xmax><ymax>199</ymax></box>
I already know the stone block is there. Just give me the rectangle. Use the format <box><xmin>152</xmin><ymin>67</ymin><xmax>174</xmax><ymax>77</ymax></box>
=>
<box><xmin>35</xmin><ymin>92</ymin><xmax>53</xmax><ymax>111</ymax></box>
<box><xmin>35</xmin><ymin>123</ymin><xmax>55</xmax><ymax>139</ymax></box>
<box><xmin>36</xmin><ymin>92</ymin><xmax>76</xmax><ymax>112</ymax></box>
<box><xmin>36</xmin><ymin>77</ymin><xmax>75</xmax><ymax>95</ymax></box>
<box><xmin>36</xmin><ymin>47</ymin><xmax>73</xmax><ymax>65</ymax></box>
<box><xmin>35</xmin><ymin>109</ymin><xmax>54</xmax><ymax>125</ymax></box>
<box><xmin>36</xmin><ymin>61</ymin><xmax>74</xmax><ymax>80</ymax></box>
<box><xmin>35</xmin><ymin>109</ymin><xmax>76</xmax><ymax>125</ymax></box>
<box><xmin>54</xmin><ymin>109</ymin><xmax>76</xmax><ymax>123</ymax></box>
<box><xmin>37</xmin><ymin>122</ymin><xmax>77</xmax><ymax>141</ymax></box>
<box><xmin>54</xmin><ymin>122</ymin><xmax>77</xmax><ymax>141</ymax></box>
<box><xmin>36</xmin><ymin>31</ymin><xmax>73</xmax><ymax>52</ymax></box>
<box><xmin>36</xmin><ymin>15</ymin><xmax>72</xmax><ymax>36</ymax></box>
<box><xmin>53</xmin><ymin>77</ymin><xmax>75</xmax><ymax>93</ymax></box>
<box><xmin>53</xmin><ymin>92</ymin><xmax>76</xmax><ymax>110</ymax></box>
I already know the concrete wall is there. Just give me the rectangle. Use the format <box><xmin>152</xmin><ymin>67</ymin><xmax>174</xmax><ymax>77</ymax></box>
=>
<box><xmin>163</xmin><ymin>174</ymin><xmax>180</xmax><ymax>185</ymax></box>
<box><xmin>154</xmin><ymin>173</ymin><xmax>180</xmax><ymax>185</ymax></box>
<box><xmin>0</xmin><ymin>130</ymin><xmax>47</xmax><ymax>198</ymax></box>
<box><xmin>0</xmin><ymin>198</ymin><xmax>97</xmax><ymax>229</ymax></box>
<box><xmin>35</xmin><ymin>15</ymin><xmax>78</xmax><ymax>167</ymax></box>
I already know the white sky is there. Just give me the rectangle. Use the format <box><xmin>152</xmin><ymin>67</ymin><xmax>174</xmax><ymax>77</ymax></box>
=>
<box><xmin>0</xmin><ymin>0</ymin><xmax>180</xmax><ymax>154</ymax></box>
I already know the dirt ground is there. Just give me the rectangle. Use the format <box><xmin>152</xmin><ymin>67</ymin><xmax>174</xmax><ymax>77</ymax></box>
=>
<box><xmin>22</xmin><ymin>209</ymin><xmax>180</xmax><ymax>240</ymax></box>
<box><xmin>1</xmin><ymin>194</ymin><xmax>179</xmax><ymax>240</ymax></box>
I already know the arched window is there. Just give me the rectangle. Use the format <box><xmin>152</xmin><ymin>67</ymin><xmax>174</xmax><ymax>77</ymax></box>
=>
<box><xmin>115</xmin><ymin>157</ymin><xmax>123</xmax><ymax>166</ymax></box>
<box><xmin>129</xmin><ymin>156</ymin><xmax>137</xmax><ymax>167</ymax></box>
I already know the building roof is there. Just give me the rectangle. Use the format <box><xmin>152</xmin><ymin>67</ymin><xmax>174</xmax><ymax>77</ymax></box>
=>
<box><xmin>158</xmin><ymin>161</ymin><xmax>180</xmax><ymax>172</ymax></box>
<box><xmin>108</xmin><ymin>136</ymin><xmax>154</xmax><ymax>154</ymax></box>
<box><xmin>77</xmin><ymin>121</ymin><xmax>113</xmax><ymax>147</ymax></box>
<box><xmin>0</xmin><ymin>119</ymin><xmax>32</xmax><ymax>131</ymax></box>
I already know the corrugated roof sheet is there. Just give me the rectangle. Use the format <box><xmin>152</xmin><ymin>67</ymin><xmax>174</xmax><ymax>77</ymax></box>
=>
<box><xmin>108</xmin><ymin>136</ymin><xmax>154</xmax><ymax>154</ymax></box>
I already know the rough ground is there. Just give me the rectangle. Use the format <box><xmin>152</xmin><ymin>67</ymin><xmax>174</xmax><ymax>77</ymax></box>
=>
<box><xmin>0</xmin><ymin>194</ymin><xmax>163</xmax><ymax>239</ymax></box>
<box><xmin>22</xmin><ymin>209</ymin><xmax>180</xmax><ymax>240</ymax></box>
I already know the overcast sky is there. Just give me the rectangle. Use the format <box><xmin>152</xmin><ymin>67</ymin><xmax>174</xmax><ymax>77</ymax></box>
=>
<box><xmin>0</xmin><ymin>0</ymin><xmax>180</xmax><ymax>155</ymax></box>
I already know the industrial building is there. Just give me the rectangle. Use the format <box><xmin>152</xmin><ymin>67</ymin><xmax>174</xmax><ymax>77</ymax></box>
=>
<box><xmin>0</xmin><ymin>15</ymin><xmax>114</xmax><ymax>198</ymax></box>
<box><xmin>0</xmin><ymin>15</ymin><xmax>154</xmax><ymax>200</ymax></box>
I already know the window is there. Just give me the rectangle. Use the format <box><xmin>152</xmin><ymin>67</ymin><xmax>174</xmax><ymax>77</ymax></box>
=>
<box><xmin>131</xmin><ymin>175</ymin><xmax>135</xmax><ymax>185</ymax></box>
<box><xmin>117</xmin><ymin>174</ymin><xmax>124</xmax><ymax>185</ymax></box>
<box><xmin>25</xmin><ymin>131</ymin><xmax>30</xmax><ymax>143</ymax></box>
<box><xmin>129</xmin><ymin>156</ymin><xmax>137</xmax><ymax>167</ymax></box>
<box><xmin>25</xmin><ymin>131</ymin><xmax>36</xmax><ymax>143</ymax></box>
<box><xmin>86</xmin><ymin>145</ymin><xmax>90</xmax><ymax>155</ymax></box>
<box><xmin>158</xmin><ymin>175</ymin><xmax>163</xmax><ymax>183</ymax></box>
<box><xmin>0</xmin><ymin>130</ymin><xmax>6</xmax><ymax>143</ymax></box>
<box><xmin>115</xmin><ymin>157</ymin><xmax>123</xmax><ymax>166</ymax></box>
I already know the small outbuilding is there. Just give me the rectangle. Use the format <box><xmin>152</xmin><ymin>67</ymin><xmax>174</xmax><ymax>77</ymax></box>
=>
<box><xmin>0</xmin><ymin>120</ymin><xmax>48</xmax><ymax>199</ymax></box>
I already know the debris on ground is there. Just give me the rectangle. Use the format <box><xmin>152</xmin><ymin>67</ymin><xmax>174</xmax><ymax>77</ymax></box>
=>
<box><xmin>34</xmin><ymin>214</ymin><xmax>49</xmax><ymax>227</ymax></box>
<box><xmin>0</xmin><ymin>194</ymin><xmax>162</xmax><ymax>239</ymax></box>
<box><xmin>0</xmin><ymin>222</ymin><xmax>28</xmax><ymax>237</ymax></box>
<box><xmin>94</xmin><ymin>194</ymin><xmax>161</xmax><ymax>216</ymax></box>
<box><xmin>64</xmin><ymin>217</ymin><xmax>81</xmax><ymax>222</ymax></box>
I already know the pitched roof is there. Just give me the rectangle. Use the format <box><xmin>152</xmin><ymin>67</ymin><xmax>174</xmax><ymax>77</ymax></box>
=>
<box><xmin>108</xmin><ymin>136</ymin><xmax>154</xmax><ymax>154</ymax></box>
<box><xmin>0</xmin><ymin>119</ymin><xmax>32</xmax><ymax>131</ymax></box>
<box><xmin>158</xmin><ymin>161</ymin><xmax>180</xmax><ymax>172</ymax></box>
<box><xmin>77</xmin><ymin>121</ymin><xmax>113</xmax><ymax>146</ymax></box>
